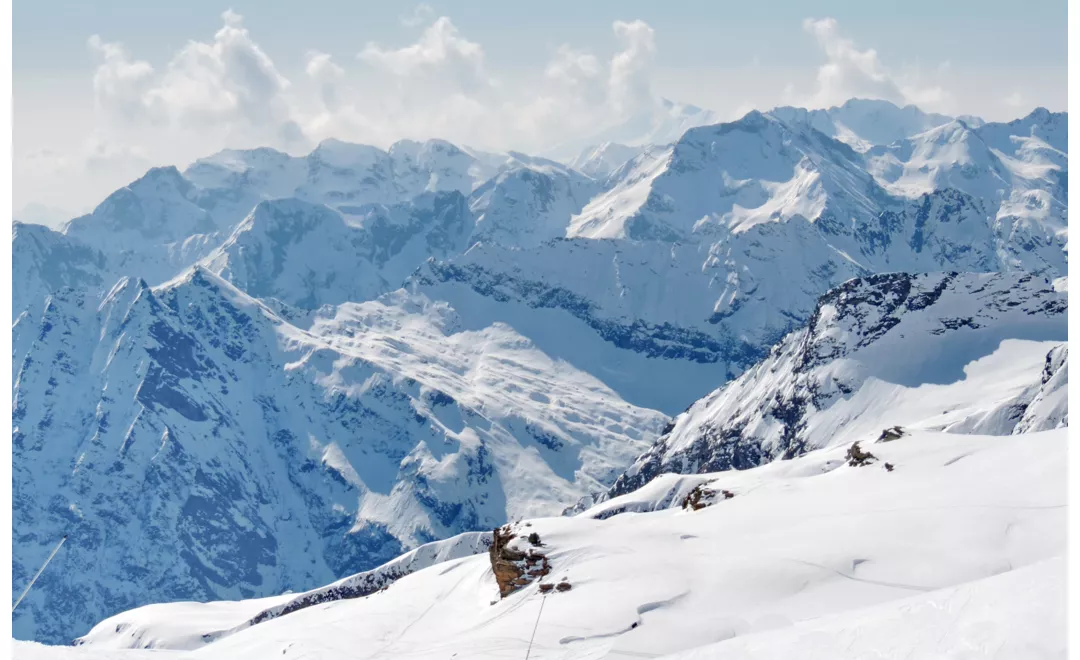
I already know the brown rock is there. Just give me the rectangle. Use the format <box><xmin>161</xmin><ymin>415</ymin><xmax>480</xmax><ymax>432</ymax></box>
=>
<box><xmin>489</xmin><ymin>525</ymin><xmax>551</xmax><ymax>598</ymax></box>
<box><xmin>846</xmin><ymin>441</ymin><xmax>877</xmax><ymax>467</ymax></box>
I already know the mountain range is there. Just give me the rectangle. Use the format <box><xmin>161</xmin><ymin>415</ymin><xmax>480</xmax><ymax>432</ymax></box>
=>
<box><xmin>11</xmin><ymin>97</ymin><xmax>1068</xmax><ymax>645</ymax></box>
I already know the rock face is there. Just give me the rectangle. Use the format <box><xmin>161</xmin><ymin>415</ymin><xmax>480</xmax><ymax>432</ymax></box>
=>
<box><xmin>488</xmin><ymin>525</ymin><xmax>551</xmax><ymax>598</ymax></box>
<box><xmin>601</xmin><ymin>271</ymin><xmax>1067</xmax><ymax>501</ymax></box>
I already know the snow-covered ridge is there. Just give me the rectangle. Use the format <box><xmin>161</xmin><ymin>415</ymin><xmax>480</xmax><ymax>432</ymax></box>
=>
<box><xmin>770</xmin><ymin>98</ymin><xmax>956</xmax><ymax>152</ymax></box>
<box><xmin>602</xmin><ymin>271</ymin><xmax>1066</xmax><ymax>500</ymax></box>
<box><xmin>199</xmin><ymin>192</ymin><xmax>473</xmax><ymax>309</ymax></box>
<box><xmin>76</xmin><ymin>531</ymin><xmax>493</xmax><ymax>650</ymax></box>
<box><xmin>11</xmin><ymin>266</ymin><xmax>665</xmax><ymax>644</ymax></box>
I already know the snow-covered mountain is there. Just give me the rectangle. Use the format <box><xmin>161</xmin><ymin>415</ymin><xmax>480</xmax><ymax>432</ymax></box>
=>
<box><xmin>12</xmin><ymin>267</ymin><xmax>664</xmax><ymax>643</ymax></box>
<box><xmin>468</xmin><ymin>153</ymin><xmax>600</xmax><ymax>248</ymax></box>
<box><xmin>411</xmin><ymin>107</ymin><xmax>1066</xmax><ymax>412</ymax></box>
<box><xmin>770</xmin><ymin>98</ymin><xmax>957</xmax><ymax>152</ymax></box>
<box><xmin>10</xmin><ymin>98</ymin><xmax>1069</xmax><ymax>647</ymax></box>
<box><xmin>603</xmin><ymin>271</ymin><xmax>1067</xmax><ymax>500</ymax></box>
<box><xmin>545</xmin><ymin>98</ymin><xmax>722</xmax><ymax>162</ymax></box>
<box><xmin>567</xmin><ymin>142</ymin><xmax>652</xmax><ymax>180</ymax></box>
<box><xmin>11</xmin><ymin>222</ymin><xmax>109</xmax><ymax>322</ymax></box>
<box><xmin>199</xmin><ymin>193</ymin><xmax>474</xmax><ymax>310</ymax></box>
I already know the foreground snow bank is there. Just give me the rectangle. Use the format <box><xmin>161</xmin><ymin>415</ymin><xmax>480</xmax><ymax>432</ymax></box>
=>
<box><xmin>75</xmin><ymin>532</ymin><xmax>492</xmax><ymax>650</ymax></box>
<box><xmin>662</xmin><ymin>556</ymin><xmax>1065</xmax><ymax>660</ymax></box>
<box><xmin>25</xmin><ymin>426</ymin><xmax>1065</xmax><ymax>660</ymax></box>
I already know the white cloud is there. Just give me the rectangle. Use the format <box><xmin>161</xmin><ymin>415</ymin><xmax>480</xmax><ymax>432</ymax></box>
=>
<box><xmin>800</xmin><ymin>17</ymin><xmax>947</xmax><ymax>111</ymax></box>
<box><xmin>90</xmin><ymin>10</ymin><xmax>296</xmax><ymax>142</ymax></box>
<box><xmin>609</xmin><ymin>19</ymin><xmax>657</xmax><ymax>117</ymax></box>
<box><xmin>359</xmin><ymin>16</ymin><xmax>489</xmax><ymax>93</ymax></box>
<box><xmin>1004</xmin><ymin>91</ymin><xmax>1025</xmax><ymax>108</ymax></box>
<box><xmin>87</xmin><ymin>35</ymin><xmax>157</xmax><ymax>124</ymax></box>
<box><xmin>149</xmin><ymin>10</ymin><xmax>292</xmax><ymax>130</ymax></box>
<box><xmin>801</xmin><ymin>17</ymin><xmax>905</xmax><ymax>107</ymax></box>
<box><xmin>545</xmin><ymin>45</ymin><xmax>605</xmax><ymax>106</ymax></box>
<box><xmin>305</xmin><ymin>51</ymin><xmax>346</xmax><ymax>111</ymax></box>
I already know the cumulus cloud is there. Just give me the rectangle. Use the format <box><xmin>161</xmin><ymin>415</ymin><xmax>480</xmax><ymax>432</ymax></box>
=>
<box><xmin>89</xmin><ymin>9</ymin><xmax>296</xmax><ymax>142</ymax></box>
<box><xmin>87</xmin><ymin>35</ymin><xmax>157</xmax><ymax>123</ymax></box>
<box><xmin>609</xmin><ymin>19</ymin><xmax>657</xmax><ymax>116</ymax></box>
<box><xmin>150</xmin><ymin>10</ymin><xmax>292</xmax><ymax>129</ymax></box>
<box><xmin>305</xmin><ymin>51</ymin><xmax>346</xmax><ymax>111</ymax></box>
<box><xmin>545</xmin><ymin>45</ymin><xmax>605</xmax><ymax>105</ymax></box>
<box><xmin>359</xmin><ymin>16</ymin><xmax>490</xmax><ymax>93</ymax></box>
<box><xmin>800</xmin><ymin>17</ymin><xmax>946</xmax><ymax>110</ymax></box>
<box><xmin>84</xmin><ymin>11</ymin><xmax>669</xmax><ymax>161</ymax></box>
<box><xmin>802</xmin><ymin>18</ymin><xmax>905</xmax><ymax>106</ymax></box>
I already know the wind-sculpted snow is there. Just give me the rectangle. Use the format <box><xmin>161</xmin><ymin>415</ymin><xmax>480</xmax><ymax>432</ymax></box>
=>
<box><xmin>602</xmin><ymin>271</ymin><xmax>1066</xmax><ymax>500</ymax></box>
<box><xmin>11</xmin><ymin>268</ymin><xmax>664</xmax><ymax>643</ymax></box>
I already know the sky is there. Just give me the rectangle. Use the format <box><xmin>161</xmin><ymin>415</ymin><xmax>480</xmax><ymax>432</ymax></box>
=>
<box><xmin>12</xmin><ymin>0</ymin><xmax>1068</xmax><ymax>221</ymax></box>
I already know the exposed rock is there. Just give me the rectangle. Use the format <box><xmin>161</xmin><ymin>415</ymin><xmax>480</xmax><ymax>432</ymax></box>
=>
<box><xmin>884</xmin><ymin>462</ymin><xmax>895</xmax><ymax>472</ymax></box>
<box><xmin>846</xmin><ymin>442</ymin><xmax>878</xmax><ymax>467</ymax></box>
<box><xmin>681</xmin><ymin>484</ymin><xmax>735</xmax><ymax>511</ymax></box>
<box><xmin>489</xmin><ymin>525</ymin><xmax>551</xmax><ymax>598</ymax></box>
<box><xmin>877</xmin><ymin>426</ymin><xmax>905</xmax><ymax>443</ymax></box>
<box><xmin>555</xmin><ymin>581</ymin><xmax>572</xmax><ymax>592</ymax></box>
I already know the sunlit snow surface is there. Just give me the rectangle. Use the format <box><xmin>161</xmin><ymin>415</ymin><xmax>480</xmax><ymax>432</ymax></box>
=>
<box><xmin>19</xmin><ymin>424</ymin><xmax>1065</xmax><ymax>660</ymax></box>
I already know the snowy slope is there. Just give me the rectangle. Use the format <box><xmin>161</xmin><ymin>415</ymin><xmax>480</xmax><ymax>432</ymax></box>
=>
<box><xmin>545</xmin><ymin>98</ymin><xmax>722</xmax><ymax>162</ymax></box>
<box><xmin>567</xmin><ymin>142</ymin><xmax>651</xmax><ymax>180</ymax></box>
<box><xmin>11</xmin><ymin>222</ymin><xmax>109</xmax><ymax>321</ymax></box>
<box><xmin>199</xmin><ymin>193</ymin><xmax>473</xmax><ymax>310</ymax></box>
<box><xmin>11</xmin><ymin>268</ymin><xmax>665</xmax><ymax>644</ymax></box>
<box><xmin>770</xmin><ymin>98</ymin><xmax>956</xmax><ymax>152</ymax></box>
<box><xmin>185</xmin><ymin>138</ymin><xmax>496</xmax><ymax>217</ymax></box>
<box><xmin>661</xmin><ymin>556</ymin><xmax>1064</xmax><ymax>660</ymax></box>
<box><xmin>468</xmin><ymin>154</ymin><xmax>600</xmax><ymax>248</ymax></box>
<box><xmin>409</xmin><ymin>107</ymin><xmax>1066</xmax><ymax>413</ymax></box>
<box><xmin>62</xmin><ymin>167</ymin><xmax>225</xmax><ymax>285</ymax></box>
<box><xmin>31</xmin><ymin>426</ymin><xmax>1066</xmax><ymax>659</ymax></box>
<box><xmin>76</xmin><ymin>531</ymin><xmax>492</xmax><ymax>651</ymax></box>
<box><xmin>602</xmin><ymin>271</ymin><xmax>1065</xmax><ymax>500</ymax></box>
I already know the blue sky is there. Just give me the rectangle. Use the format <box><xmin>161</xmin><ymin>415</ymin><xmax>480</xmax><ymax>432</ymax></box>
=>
<box><xmin>12</xmin><ymin>0</ymin><xmax>1068</xmax><ymax>215</ymax></box>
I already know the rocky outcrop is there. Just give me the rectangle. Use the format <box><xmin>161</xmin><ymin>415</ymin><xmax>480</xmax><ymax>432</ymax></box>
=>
<box><xmin>489</xmin><ymin>525</ymin><xmax>551</xmax><ymax>598</ymax></box>
<box><xmin>681</xmin><ymin>484</ymin><xmax>735</xmax><ymax>511</ymax></box>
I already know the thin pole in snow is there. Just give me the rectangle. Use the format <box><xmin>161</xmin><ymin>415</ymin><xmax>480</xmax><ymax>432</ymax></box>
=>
<box><xmin>12</xmin><ymin>535</ymin><xmax>68</xmax><ymax>613</ymax></box>
<box><xmin>524</xmin><ymin>592</ymin><xmax>547</xmax><ymax>660</ymax></box>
